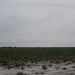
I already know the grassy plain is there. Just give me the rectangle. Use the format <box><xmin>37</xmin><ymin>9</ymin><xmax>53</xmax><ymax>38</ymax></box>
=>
<box><xmin>0</xmin><ymin>47</ymin><xmax>75</xmax><ymax>63</ymax></box>
<box><xmin>0</xmin><ymin>47</ymin><xmax>75</xmax><ymax>75</ymax></box>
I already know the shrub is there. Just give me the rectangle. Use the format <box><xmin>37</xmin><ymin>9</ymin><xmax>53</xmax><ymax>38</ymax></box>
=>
<box><xmin>16</xmin><ymin>72</ymin><xmax>27</xmax><ymax>75</ymax></box>
<box><xmin>35</xmin><ymin>72</ymin><xmax>38</xmax><ymax>74</ymax></box>
<box><xmin>63</xmin><ymin>67</ymin><xmax>67</xmax><ymax>70</ymax></box>
<box><xmin>15</xmin><ymin>62</ymin><xmax>20</xmax><ymax>67</ymax></box>
<box><xmin>72</xmin><ymin>66</ymin><xmax>75</xmax><ymax>68</ymax></box>
<box><xmin>17</xmin><ymin>72</ymin><xmax>23</xmax><ymax>75</ymax></box>
<box><xmin>48</xmin><ymin>64</ymin><xmax>52</xmax><ymax>67</ymax></box>
<box><xmin>21</xmin><ymin>67</ymin><xmax>24</xmax><ymax>70</ymax></box>
<box><xmin>42</xmin><ymin>65</ymin><xmax>47</xmax><ymax>70</ymax></box>
<box><xmin>40</xmin><ymin>72</ymin><xmax>44</xmax><ymax>74</ymax></box>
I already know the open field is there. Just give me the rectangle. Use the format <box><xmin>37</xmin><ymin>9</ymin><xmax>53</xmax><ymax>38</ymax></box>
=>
<box><xmin>0</xmin><ymin>47</ymin><xmax>75</xmax><ymax>63</ymax></box>
<box><xmin>0</xmin><ymin>47</ymin><xmax>75</xmax><ymax>75</ymax></box>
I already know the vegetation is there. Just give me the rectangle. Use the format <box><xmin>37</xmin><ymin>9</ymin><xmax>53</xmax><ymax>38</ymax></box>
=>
<box><xmin>0</xmin><ymin>47</ymin><xmax>75</xmax><ymax>63</ymax></box>
<box><xmin>63</xmin><ymin>67</ymin><xmax>67</xmax><ymax>70</ymax></box>
<box><xmin>16</xmin><ymin>72</ymin><xmax>26</xmax><ymax>75</ymax></box>
<box><xmin>48</xmin><ymin>64</ymin><xmax>52</xmax><ymax>67</ymax></box>
<box><xmin>42</xmin><ymin>65</ymin><xmax>47</xmax><ymax>70</ymax></box>
<box><xmin>35</xmin><ymin>72</ymin><xmax>44</xmax><ymax>74</ymax></box>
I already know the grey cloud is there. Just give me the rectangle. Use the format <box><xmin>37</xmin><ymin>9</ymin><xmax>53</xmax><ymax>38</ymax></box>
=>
<box><xmin>0</xmin><ymin>0</ymin><xmax>75</xmax><ymax>47</ymax></box>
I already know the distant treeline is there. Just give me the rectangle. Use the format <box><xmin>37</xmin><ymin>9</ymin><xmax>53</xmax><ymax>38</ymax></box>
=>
<box><xmin>0</xmin><ymin>47</ymin><xmax>75</xmax><ymax>63</ymax></box>
<box><xmin>0</xmin><ymin>46</ymin><xmax>75</xmax><ymax>48</ymax></box>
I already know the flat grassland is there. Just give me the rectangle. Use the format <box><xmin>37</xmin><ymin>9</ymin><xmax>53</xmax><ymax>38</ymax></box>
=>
<box><xmin>0</xmin><ymin>47</ymin><xmax>75</xmax><ymax>75</ymax></box>
<box><xmin>0</xmin><ymin>47</ymin><xmax>75</xmax><ymax>63</ymax></box>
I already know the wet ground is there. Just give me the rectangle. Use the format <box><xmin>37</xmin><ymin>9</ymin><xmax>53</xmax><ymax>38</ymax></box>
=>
<box><xmin>0</xmin><ymin>61</ymin><xmax>75</xmax><ymax>75</ymax></box>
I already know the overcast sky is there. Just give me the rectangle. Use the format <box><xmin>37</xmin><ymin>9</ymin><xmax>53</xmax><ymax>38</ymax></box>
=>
<box><xmin>0</xmin><ymin>0</ymin><xmax>75</xmax><ymax>47</ymax></box>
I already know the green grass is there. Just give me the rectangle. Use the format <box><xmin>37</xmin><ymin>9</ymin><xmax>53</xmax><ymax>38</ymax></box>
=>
<box><xmin>0</xmin><ymin>47</ymin><xmax>75</xmax><ymax>63</ymax></box>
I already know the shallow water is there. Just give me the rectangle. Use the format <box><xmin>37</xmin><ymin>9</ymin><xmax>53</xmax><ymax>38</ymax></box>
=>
<box><xmin>0</xmin><ymin>62</ymin><xmax>75</xmax><ymax>75</ymax></box>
